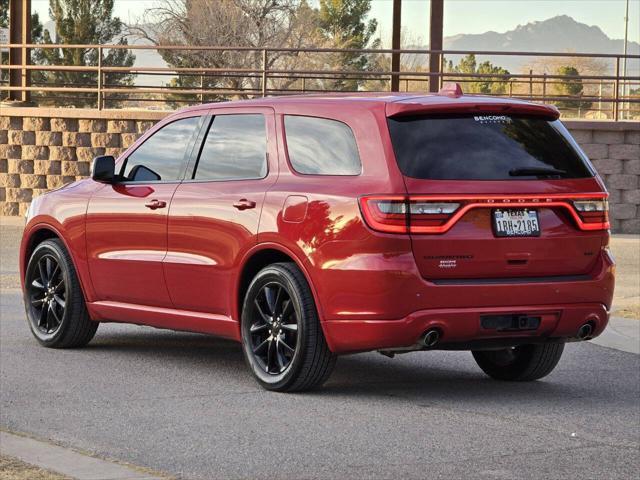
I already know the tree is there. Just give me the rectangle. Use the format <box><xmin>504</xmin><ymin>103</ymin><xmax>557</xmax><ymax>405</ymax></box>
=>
<box><xmin>133</xmin><ymin>0</ymin><xmax>320</xmax><ymax>105</ymax></box>
<box><xmin>33</xmin><ymin>0</ymin><xmax>135</xmax><ymax>107</ymax></box>
<box><xmin>445</xmin><ymin>54</ymin><xmax>510</xmax><ymax>94</ymax></box>
<box><xmin>0</xmin><ymin>0</ymin><xmax>44</xmax><ymax>99</ymax></box>
<box><xmin>554</xmin><ymin>65</ymin><xmax>592</xmax><ymax>112</ymax></box>
<box><xmin>317</xmin><ymin>0</ymin><xmax>380</xmax><ymax>90</ymax></box>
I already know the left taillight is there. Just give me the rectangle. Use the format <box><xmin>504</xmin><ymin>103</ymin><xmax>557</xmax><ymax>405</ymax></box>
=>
<box><xmin>359</xmin><ymin>196</ymin><xmax>461</xmax><ymax>234</ymax></box>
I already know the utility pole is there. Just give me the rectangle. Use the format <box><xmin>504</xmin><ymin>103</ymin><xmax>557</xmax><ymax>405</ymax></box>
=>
<box><xmin>391</xmin><ymin>0</ymin><xmax>401</xmax><ymax>92</ymax></box>
<box><xmin>429</xmin><ymin>0</ymin><xmax>444</xmax><ymax>92</ymax></box>
<box><xmin>621</xmin><ymin>0</ymin><xmax>629</xmax><ymax>119</ymax></box>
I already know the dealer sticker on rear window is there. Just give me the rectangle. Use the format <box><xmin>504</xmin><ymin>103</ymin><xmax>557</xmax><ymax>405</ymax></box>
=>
<box><xmin>473</xmin><ymin>115</ymin><xmax>512</xmax><ymax>124</ymax></box>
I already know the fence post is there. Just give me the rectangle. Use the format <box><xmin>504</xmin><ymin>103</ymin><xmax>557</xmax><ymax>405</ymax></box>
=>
<box><xmin>529</xmin><ymin>69</ymin><xmax>533</xmax><ymax>99</ymax></box>
<box><xmin>261</xmin><ymin>49</ymin><xmax>267</xmax><ymax>97</ymax></box>
<box><xmin>97</xmin><ymin>46</ymin><xmax>103</xmax><ymax>110</ymax></box>
<box><xmin>613</xmin><ymin>56</ymin><xmax>620</xmax><ymax>121</ymax></box>
<box><xmin>200</xmin><ymin>70</ymin><xmax>204</xmax><ymax>104</ymax></box>
<box><xmin>542</xmin><ymin>73</ymin><xmax>547</xmax><ymax>103</ymax></box>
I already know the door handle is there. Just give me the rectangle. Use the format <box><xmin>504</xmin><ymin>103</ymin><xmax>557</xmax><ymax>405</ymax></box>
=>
<box><xmin>144</xmin><ymin>199</ymin><xmax>167</xmax><ymax>210</ymax></box>
<box><xmin>233</xmin><ymin>199</ymin><xmax>257</xmax><ymax>210</ymax></box>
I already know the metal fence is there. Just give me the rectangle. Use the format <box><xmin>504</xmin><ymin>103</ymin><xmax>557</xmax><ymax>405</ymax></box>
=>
<box><xmin>1</xmin><ymin>43</ymin><xmax>639</xmax><ymax>120</ymax></box>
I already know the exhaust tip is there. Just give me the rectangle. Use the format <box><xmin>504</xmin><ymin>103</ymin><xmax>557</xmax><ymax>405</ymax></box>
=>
<box><xmin>576</xmin><ymin>323</ymin><xmax>593</xmax><ymax>340</ymax></box>
<box><xmin>422</xmin><ymin>329</ymin><xmax>440</xmax><ymax>348</ymax></box>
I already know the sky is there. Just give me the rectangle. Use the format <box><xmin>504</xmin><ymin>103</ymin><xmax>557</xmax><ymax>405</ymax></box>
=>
<box><xmin>31</xmin><ymin>0</ymin><xmax>640</xmax><ymax>47</ymax></box>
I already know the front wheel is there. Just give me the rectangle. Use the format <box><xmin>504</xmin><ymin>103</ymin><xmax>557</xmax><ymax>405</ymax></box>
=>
<box><xmin>472</xmin><ymin>343</ymin><xmax>564</xmax><ymax>381</ymax></box>
<box><xmin>241</xmin><ymin>262</ymin><xmax>336</xmax><ymax>392</ymax></box>
<box><xmin>24</xmin><ymin>239</ymin><xmax>98</xmax><ymax>348</ymax></box>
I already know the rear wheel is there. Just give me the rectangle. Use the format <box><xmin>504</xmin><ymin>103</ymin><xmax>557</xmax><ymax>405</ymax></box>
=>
<box><xmin>241</xmin><ymin>262</ymin><xmax>336</xmax><ymax>392</ymax></box>
<box><xmin>472</xmin><ymin>343</ymin><xmax>564</xmax><ymax>381</ymax></box>
<box><xmin>24</xmin><ymin>239</ymin><xmax>98</xmax><ymax>348</ymax></box>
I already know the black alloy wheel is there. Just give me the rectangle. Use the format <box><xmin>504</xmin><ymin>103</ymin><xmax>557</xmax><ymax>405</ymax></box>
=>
<box><xmin>27</xmin><ymin>254</ymin><xmax>66</xmax><ymax>335</ymax></box>
<box><xmin>241</xmin><ymin>263</ymin><xmax>336</xmax><ymax>392</ymax></box>
<box><xmin>248</xmin><ymin>282</ymin><xmax>299</xmax><ymax>375</ymax></box>
<box><xmin>24</xmin><ymin>239</ymin><xmax>98</xmax><ymax>348</ymax></box>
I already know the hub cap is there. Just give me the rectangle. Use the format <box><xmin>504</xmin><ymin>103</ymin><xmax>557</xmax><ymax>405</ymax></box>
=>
<box><xmin>249</xmin><ymin>283</ymin><xmax>299</xmax><ymax>375</ymax></box>
<box><xmin>28</xmin><ymin>255</ymin><xmax>66</xmax><ymax>335</ymax></box>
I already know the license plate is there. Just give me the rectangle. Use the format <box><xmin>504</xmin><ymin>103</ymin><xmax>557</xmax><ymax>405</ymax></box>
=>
<box><xmin>493</xmin><ymin>209</ymin><xmax>540</xmax><ymax>237</ymax></box>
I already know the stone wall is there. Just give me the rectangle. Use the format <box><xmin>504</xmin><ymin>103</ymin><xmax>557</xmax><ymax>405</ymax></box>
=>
<box><xmin>564</xmin><ymin>121</ymin><xmax>639</xmax><ymax>234</ymax></box>
<box><xmin>1</xmin><ymin>108</ymin><xmax>639</xmax><ymax>233</ymax></box>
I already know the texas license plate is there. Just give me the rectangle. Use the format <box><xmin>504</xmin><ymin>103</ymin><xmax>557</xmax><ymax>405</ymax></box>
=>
<box><xmin>493</xmin><ymin>209</ymin><xmax>540</xmax><ymax>237</ymax></box>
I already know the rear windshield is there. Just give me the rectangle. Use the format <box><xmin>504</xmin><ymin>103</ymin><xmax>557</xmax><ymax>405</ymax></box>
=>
<box><xmin>387</xmin><ymin>115</ymin><xmax>593</xmax><ymax>180</ymax></box>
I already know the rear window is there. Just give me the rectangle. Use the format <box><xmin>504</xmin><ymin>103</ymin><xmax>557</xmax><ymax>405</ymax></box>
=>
<box><xmin>284</xmin><ymin>115</ymin><xmax>361</xmax><ymax>175</ymax></box>
<box><xmin>387</xmin><ymin>115</ymin><xmax>593</xmax><ymax>180</ymax></box>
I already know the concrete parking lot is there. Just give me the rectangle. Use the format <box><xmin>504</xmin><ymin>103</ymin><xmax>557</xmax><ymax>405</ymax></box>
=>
<box><xmin>1</xmin><ymin>218</ymin><xmax>639</xmax><ymax>479</ymax></box>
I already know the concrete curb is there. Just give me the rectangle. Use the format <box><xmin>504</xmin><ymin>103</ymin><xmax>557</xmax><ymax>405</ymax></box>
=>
<box><xmin>590</xmin><ymin>316</ymin><xmax>640</xmax><ymax>354</ymax></box>
<box><xmin>0</xmin><ymin>430</ymin><xmax>166</xmax><ymax>480</ymax></box>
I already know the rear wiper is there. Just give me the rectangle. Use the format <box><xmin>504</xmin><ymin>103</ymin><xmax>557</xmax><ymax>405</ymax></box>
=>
<box><xmin>509</xmin><ymin>167</ymin><xmax>567</xmax><ymax>177</ymax></box>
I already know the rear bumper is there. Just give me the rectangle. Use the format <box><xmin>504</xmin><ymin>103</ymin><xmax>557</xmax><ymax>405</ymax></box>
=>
<box><xmin>324</xmin><ymin>302</ymin><xmax>609</xmax><ymax>354</ymax></box>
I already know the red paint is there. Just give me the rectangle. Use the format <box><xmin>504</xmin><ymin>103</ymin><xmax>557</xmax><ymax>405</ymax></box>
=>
<box><xmin>21</xmin><ymin>92</ymin><xmax>614</xmax><ymax>354</ymax></box>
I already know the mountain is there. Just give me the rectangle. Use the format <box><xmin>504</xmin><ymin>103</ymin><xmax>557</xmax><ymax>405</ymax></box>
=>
<box><xmin>440</xmin><ymin>15</ymin><xmax>639</xmax><ymax>73</ymax></box>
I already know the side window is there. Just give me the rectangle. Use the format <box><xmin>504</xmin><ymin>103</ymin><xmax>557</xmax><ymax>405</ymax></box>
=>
<box><xmin>121</xmin><ymin>116</ymin><xmax>201</xmax><ymax>182</ymax></box>
<box><xmin>284</xmin><ymin>115</ymin><xmax>361</xmax><ymax>175</ymax></box>
<box><xmin>193</xmin><ymin>114</ymin><xmax>267</xmax><ymax>181</ymax></box>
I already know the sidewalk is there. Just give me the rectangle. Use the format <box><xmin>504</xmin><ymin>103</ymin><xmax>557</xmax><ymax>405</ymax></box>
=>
<box><xmin>0</xmin><ymin>430</ymin><xmax>167</xmax><ymax>480</ymax></box>
<box><xmin>591</xmin><ymin>316</ymin><xmax>640</xmax><ymax>354</ymax></box>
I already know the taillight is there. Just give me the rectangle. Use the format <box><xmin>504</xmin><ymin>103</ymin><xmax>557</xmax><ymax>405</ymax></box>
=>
<box><xmin>358</xmin><ymin>196</ymin><xmax>408</xmax><ymax>233</ymax></box>
<box><xmin>573</xmin><ymin>199</ymin><xmax>609</xmax><ymax>226</ymax></box>
<box><xmin>360</xmin><ymin>193</ymin><xmax>609</xmax><ymax>234</ymax></box>
<box><xmin>359</xmin><ymin>196</ymin><xmax>460</xmax><ymax>233</ymax></box>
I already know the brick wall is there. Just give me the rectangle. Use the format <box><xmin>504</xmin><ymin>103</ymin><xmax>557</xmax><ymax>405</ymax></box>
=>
<box><xmin>1</xmin><ymin>109</ymin><xmax>639</xmax><ymax>233</ymax></box>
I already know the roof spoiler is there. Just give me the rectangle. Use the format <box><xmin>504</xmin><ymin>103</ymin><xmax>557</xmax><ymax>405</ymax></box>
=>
<box><xmin>386</xmin><ymin>82</ymin><xmax>560</xmax><ymax>120</ymax></box>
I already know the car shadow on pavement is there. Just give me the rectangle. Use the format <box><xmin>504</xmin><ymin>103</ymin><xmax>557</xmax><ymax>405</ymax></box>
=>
<box><xmin>79</xmin><ymin>327</ymin><xmax>638</xmax><ymax>406</ymax></box>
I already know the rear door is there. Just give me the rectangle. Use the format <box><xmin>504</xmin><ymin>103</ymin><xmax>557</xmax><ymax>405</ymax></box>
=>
<box><xmin>164</xmin><ymin>107</ymin><xmax>278</xmax><ymax>315</ymax></box>
<box><xmin>386</xmin><ymin>113</ymin><xmax>608</xmax><ymax>281</ymax></box>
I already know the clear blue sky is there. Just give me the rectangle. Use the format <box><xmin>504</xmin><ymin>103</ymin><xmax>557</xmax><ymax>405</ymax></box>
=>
<box><xmin>31</xmin><ymin>0</ymin><xmax>640</xmax><ymax>47</ymax></box>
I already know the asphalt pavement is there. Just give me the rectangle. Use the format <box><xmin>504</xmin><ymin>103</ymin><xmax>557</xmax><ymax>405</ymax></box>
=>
<box><xmin>1</xmin><ymin>218</ymin><xmax>639</xmax><ymax>479</ymax></box>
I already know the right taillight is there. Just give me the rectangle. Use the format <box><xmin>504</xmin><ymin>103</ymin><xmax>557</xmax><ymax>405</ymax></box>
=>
<box><xmin>572</xmin><ymin>199</ymin><xmax>609</xmax><ymax>228</ymax></box>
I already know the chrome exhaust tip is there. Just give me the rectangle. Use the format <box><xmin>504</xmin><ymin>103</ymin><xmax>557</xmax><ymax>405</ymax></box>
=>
<box><xmin>576</xmin><ymin>323</ymin><xmax>593</xmax><ymax>340</ymax></box>
<box><xmin>421</xmin><ymin>329</ymin><xmax>440</xmax><ymax>348</ymax></box>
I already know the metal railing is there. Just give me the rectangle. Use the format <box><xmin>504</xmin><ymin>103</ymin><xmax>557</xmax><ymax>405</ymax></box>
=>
<box><xmin>1</xmin><ymin>43</ymin><xmax>639</xmax><ymax>119</ymax></box>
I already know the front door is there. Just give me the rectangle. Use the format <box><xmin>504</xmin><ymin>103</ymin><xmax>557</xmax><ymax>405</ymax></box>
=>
<box><xmin>165</xmin><ymin>108</ymin><xmax>278</xmax><ymax>316</ymax></box>
<box><xmin>86</xmin><ymin>114</ymin><xmax>202</xmax><ymax>307</ymax></box>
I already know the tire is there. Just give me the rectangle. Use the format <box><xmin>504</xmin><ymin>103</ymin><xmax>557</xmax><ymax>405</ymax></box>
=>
<box><xmin>241</xmin><ymin>262</ymin><xmax>336</xmax><ymax>392</ymax></box>
<box><xmin>23</xmin><ymin>238</ymin><xmax>98</xmax><ymax>348</ymax></box>
<box><xmin>472</xmin><ymin>343</ymin><xmax>564</xmax><ymax>381</ymax></box>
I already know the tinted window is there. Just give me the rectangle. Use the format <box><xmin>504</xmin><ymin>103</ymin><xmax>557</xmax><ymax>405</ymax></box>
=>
<box><xmin>284</xmin><ymin>116</ymin><xmax>361</xmax><ymax>175</ymax></box>
<box><xmin>194</xmin><ymin>114</ymin><xmax>267</xmax><ymax>180</ymax></box>
<box><xmin>387</xmin><ymin>115</ymin><xmax>593</xmax><ymax>180</ymax></box>
<box><xmin>122</xmin><ymin>116</ymin><xmax>200</xmax><ymax>182</ymax></box>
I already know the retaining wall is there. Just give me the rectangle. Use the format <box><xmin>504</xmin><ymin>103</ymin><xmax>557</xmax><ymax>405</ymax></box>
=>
<box><xmin>1</xmin><ymin>108</ymin><xmax>638</xmax><ymax>233</ymax></box>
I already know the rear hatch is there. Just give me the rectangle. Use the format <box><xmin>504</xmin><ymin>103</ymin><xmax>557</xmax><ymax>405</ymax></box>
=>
<box><xmin>384</xmin><ymin>103</ymin><xmax>608</xmax><ymax>281</ymax></box>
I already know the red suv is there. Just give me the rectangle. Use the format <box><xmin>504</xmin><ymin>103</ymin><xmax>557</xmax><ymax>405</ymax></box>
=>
<box><xmin>20</xmin><ymin>87</ymin><xmax>615</xmax><ymax>391</ymax></box>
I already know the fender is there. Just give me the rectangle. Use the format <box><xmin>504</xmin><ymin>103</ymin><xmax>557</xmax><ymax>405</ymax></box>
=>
<box><xmin>21</xmin><ymin>218</ymin><xmax>97</xmax><ymax>304</ymax></box>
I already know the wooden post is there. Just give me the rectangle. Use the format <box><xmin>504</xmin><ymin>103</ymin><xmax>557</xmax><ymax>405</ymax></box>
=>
<box><xmin>261</xmin><ymin>49</ymin><xmax>267</xmax><ymax>97</ymax></box>
<box><xmin>613</xmin><ymin>56</ymin><xmax>620</xmax><ymax>121</ymax></box>
<box><xmin>428</xmin><ymin>0</ymin><xmax>444</xmax><ymax>93</ymax></box>
<box><xmin>7</xmin><ymin>0</ymin><xmax>31</xmax><ymax>103</ymax></box>
<box><xmin>97</xmin><ymin>47</ymin><xmax>103</xmax><ymax>110</ymax></box>
<box><xmin>390</xmin><ymin>0</ymin><xmax>401</xmax><ymax>92</ymax></box>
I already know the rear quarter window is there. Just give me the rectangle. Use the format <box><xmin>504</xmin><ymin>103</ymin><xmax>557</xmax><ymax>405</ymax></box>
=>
<box><xmin>387</xmin><ymin>115</ymin><xmax>594</xmax><ymax>180</ymax></box>
<box><xmin>284</xmin><ymin>115</ymin><xmax>361</xmax><ymax>175</ymax></box>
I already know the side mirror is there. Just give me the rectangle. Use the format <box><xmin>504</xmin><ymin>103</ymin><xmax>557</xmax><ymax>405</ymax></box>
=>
<box><xmin>91</xmin><ymin>155</ymin><xmax>115</xmax><ymax>183</ymax></box>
